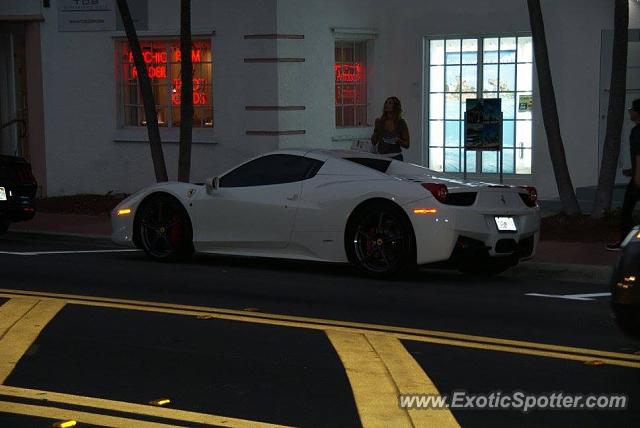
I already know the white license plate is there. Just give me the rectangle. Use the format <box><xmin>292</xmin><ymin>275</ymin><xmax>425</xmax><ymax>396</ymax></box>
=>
<box><xmin>495</xmin><ymin>216</ymin><xmax>517</xmax><ymax>232</ymax></box>
<box><xmin>0</xmin><ymin>187</ymin><xmax>6</xmax><ymax>201</ymax></box>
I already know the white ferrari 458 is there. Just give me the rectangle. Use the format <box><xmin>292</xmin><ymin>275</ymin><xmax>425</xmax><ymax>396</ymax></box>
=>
<box><xmin>112</xmin><ymin>149</ymin><xmax>540</xmax><ymax>276</ymax></box>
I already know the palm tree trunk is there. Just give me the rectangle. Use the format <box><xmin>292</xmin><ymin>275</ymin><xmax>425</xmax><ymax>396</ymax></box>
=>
<box><xmin>178</xmin><ymin>0</ymin><xmax>193</xmax><ymax>182</ymax></box>
<box><xmin>527</xmin><ymin>0</ymin><xmax>580</xmax><ymax>215</ymax></box>
<box><xmin>116</xmin><ymin>0</ymin><xmax>168</xmax><ymax>182</ymax></box>
<box><xmin>591</xmin><ymin>0</ymin><xmax>628</xmax><ymax>218</ymax></box>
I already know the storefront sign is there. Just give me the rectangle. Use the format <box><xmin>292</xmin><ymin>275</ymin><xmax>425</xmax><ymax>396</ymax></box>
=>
<box><xmin>127</xmin><ymin>48</ymin><xmax>205</xmax><ymax>81</ymax></box>
<box><xmin>336</xmin><ymin>87</ymin><xmax>356</xmax><ymax>103</ymax></box>
<box><xmin>126</xmin><ymin>45</ymin><xmax>210</xmax><ymax>106</ymax></box>
<box><xmin>58</xmin><ymin>0</ymin><xmax>116</xmax><ymax>32</ymax></box>
<box><xmin>334</xmin><ymin>64</ymin><xmax>363</xmax><ymax>83</ymax></box>
<box><xmin>171</xmin><ymin>79</ymin><xmax>209</xmax><ymax>106</ymax></box>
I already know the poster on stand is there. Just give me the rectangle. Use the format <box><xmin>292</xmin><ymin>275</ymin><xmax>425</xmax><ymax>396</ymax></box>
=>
<box><xmin>464</xmin><ymin>98</ymin><xmax>502</xmax><ymax>151</ymax></box>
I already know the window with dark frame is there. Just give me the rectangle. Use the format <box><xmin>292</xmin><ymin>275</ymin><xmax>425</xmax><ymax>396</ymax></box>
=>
<box><xmin>117</xmin><ymin>39</ymin><xmax>213</xmax><ymax>128</ymax></box>
<box><xmin>335</xmin><ymin>40</ymin><xmax>368</xmax><ymax>127</ymax></box>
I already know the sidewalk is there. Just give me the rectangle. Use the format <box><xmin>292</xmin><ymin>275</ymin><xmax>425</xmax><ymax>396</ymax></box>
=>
<box><xmin>8</xmin><ymin>212</ymin><xmax>618</xmax><ymax>284</ymax></box>
<box><xmin>11</xmin><ymin>212</ymin><xmax>112</xmax><ymax>238</ymax></box>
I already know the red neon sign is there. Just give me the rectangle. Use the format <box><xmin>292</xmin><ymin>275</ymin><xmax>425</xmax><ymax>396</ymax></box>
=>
<box><xmin>334</xmin><ymin>63</ymin><xmax>363</xmax><ymax>83</ymax></box>
<box><xmin>336</xmin><ymin>87</ymin><xmax>356</xmax><ymax>103</ymax></box>
<box><xmin>132</xmin><ymin>66</ymin><xmax>167</xmax><ymax>79</ymax></box>
<box><xmin>171</xmin><ymin>78</ymin><xmax>208</xmax><ymax>106</ymax></box>
<box><xmin>127</xmin><ymin>48</ymin><xmax>205</xmax><ymax>80</ymax></box>
<box><xmin>172</xmin><ymin>49</ymin><xmax>202</xmax><ymax>63</ymax></box>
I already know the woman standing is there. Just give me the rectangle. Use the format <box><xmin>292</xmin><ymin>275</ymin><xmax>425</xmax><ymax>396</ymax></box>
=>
<box><xmin>371</xmin><ymin>97</ymin><xmax>410</xmax><ymax>161</ymax></box>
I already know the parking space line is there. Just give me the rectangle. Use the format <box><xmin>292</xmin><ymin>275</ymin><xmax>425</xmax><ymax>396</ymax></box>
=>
<box><xmin>0</xmin><ymin>299</ymin><xmax>65</xmax><ymax>383</ymax></box>
<box><xmin>0</xmin><ymin>249</ymin><xmax>139</xmax><ymax>256</ymax></box>
<box><xmin>0</xmin><ymin>385</ymin><xmax>291</xmax><ymax>428</ymax></box>
<box><xmin>366</xmin><ymin>334</ymin><xmax>459</xmax><ymax>427</ymax></box>
<box><xmin>326</xmin><ymin>331</ymin><xmax>413</xmax><ymax>427</ymax></box>
<box><xmin>0</xmin><ymin>288</ymin><xmax>638</xmax><ymax>368</ymax></box>
<box><xmin>0</xmin><ymin>400</ymin><xmax>182</xmax><ymax>428</ymax></box>
<box><xmin>526</xmin><ymin>292</ymin><xmax>611</xmax><ymax>301</ymax></box>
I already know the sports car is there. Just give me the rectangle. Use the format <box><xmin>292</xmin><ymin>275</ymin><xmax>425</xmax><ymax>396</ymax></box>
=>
<box><xmin>112</xmin><ymin>149</ymin><xmax>540</xmax><ymax>276</ymax></box>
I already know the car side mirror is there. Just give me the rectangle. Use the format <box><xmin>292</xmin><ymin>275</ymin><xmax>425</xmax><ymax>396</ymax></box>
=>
<box><xmin>205</xmin><ymin>176</ymin><xmax>220</xmax><ymax>192</ymax></box>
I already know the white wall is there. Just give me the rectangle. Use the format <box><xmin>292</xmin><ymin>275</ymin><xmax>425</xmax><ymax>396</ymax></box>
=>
<box><xmin>4</xmin><ymin>0</ymin><xmax>631</xmax><ymax>198</ymax></box>
<box><xmin>631</xmin><ymin>0</ymin><xmax>640</xmax><ymax>26</ymax></box>
<box><xmin>276</xmin><ymin>0</ymin><xmax>390</xmax><ymax>151</ymax></box>
<box><xmin>0</xmin><ymin>0</ymin><xmax>42</xmax><ymax>16</ymax></box>
<box><xmin>276</xmin><ymin>0</ymin><xmax>620</xmax><ymax>200</ymax></box>
<box><xmin>38</xmin><ymin>0</ymin><xmax>279</xmax><ymax>195</ymax></box>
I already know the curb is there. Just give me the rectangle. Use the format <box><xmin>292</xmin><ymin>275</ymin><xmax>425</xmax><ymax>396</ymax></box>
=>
<box><xmin>503</xmin><ymin>262</ymin><xmax>614</xmax><ymax>285</ymax></box>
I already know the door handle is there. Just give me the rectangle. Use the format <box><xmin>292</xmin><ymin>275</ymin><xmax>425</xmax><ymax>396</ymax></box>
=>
<box><xmin>286</xmin><ymin>194</ymin><xmax>299</xmax><ymax>201</ymax></box>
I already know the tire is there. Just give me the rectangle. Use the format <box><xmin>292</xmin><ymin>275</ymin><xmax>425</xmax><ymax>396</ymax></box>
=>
<box><xmin>0</xmin><ymin>221</ymin><xmax>9</xmax><ymax>235</ymax></box>
<box><xmin>346</xmin><ymin>201</ymin><xmax>416</xmax><ymax>277</ymax></box>
<box><xmin>458</xmin><ymin>257</ymin><xmax>516</xmax><ymax>276</ymax></box>
<box><xmin>135</xmin><ymin>195</ymin><xmax>194</xmax><ymax>261</ymax></box>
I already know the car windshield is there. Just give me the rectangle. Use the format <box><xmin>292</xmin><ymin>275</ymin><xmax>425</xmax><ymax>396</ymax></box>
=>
<box><xmin>344</xmin><ymin>157</ymin><xmax>391</xmax><ymax>173</ymax></box>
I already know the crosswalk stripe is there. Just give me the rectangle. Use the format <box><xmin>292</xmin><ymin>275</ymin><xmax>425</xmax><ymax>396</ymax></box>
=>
<box><xmin>366</xmin><ymin>334</ymin><xmax>459</xmax><ymax>427</ymax></box>
<box><xmin>0</xmin><ymin>299</ymin><xmax>65</xmax><ymax>383</ymax></box>
<box><xmin>327</xmin><ymin>330</ymin><xmax>412</xmax><ymax>427</ymax></box>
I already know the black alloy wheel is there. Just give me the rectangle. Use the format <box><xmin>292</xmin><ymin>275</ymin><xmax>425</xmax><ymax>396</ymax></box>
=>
<box><xmin>349</xmin><ymin>203</ymin><xmax>415</xmax><ymax>277</ymax></box>
<box><xmin>137</xmin><ymin>196</ymin><xmax>193</xmax><ymax>261</ymax></box>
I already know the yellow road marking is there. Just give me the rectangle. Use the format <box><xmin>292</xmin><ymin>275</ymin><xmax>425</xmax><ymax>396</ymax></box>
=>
<box><xmin>0</xmin><ymin>289</ymin><xmax>638</xmax><ymax>368</ymax></box>
<box><xmin>366</xmin><ymin>334</ymin><xmax>459</xmax><ymax>427</ymax></box>
<box><xmin>0</xmin><ymin>385</ymin><xmax>291</xmax><ymax>428</ymax></box>
<box><xmin>0</xmin><ymin>298</ymin><xmax>38</xmax><ymax>338</ymax></box>
<box><xmin>327</xmin><ymin>331</ymin><xmax>412</xmax><ymax>427</ymax></box>
<box><xmin>328</xmin><ymin>331</ymin><xmax>460</xmax><ymax>428</ymax></box>
<box><xmin>0</xmin><ymin>400</ymin><xmax>184</xmax><ymax>427</ymax></box>
<box><xmin>0</xmin><ymin>299</ymin><xmax>65</xmax><ymax>383</ymax></box>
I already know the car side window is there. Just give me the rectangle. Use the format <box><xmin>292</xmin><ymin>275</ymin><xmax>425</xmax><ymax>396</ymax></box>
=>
<box><xmin>220</xmin><ymin>154</ymin><xmax>324</xmax><ymax>188</ymax></box>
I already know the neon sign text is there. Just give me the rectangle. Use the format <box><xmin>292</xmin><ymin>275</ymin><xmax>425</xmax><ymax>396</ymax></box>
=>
<box><xmin>127</xmin><ymin>48</ymin><xmax>205</xmax><ymax>80</ymax></box>
<box><xmin>336</xmin><ymin>87</ymin><xmax>356</xmax><ymax>103</ymax></box>
<box><xmin>171</xmin><ymin>78</ymin><xmax>208</xmax><ymax>106</ymax></box>
<box><xmin>334</xmin><ymin>64</ymin><xmax>363</xmax><ymax>83</ymax></box>
<box><xmin>132</xmin><ymin>66</ymin><xmax>167</xmax><ymax>79</ymax></box>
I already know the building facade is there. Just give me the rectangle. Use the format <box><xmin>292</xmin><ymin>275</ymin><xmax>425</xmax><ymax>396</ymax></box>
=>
<box><xmin>0</xmin><ymin>0</ymin><xmax>639</xmax><ymax>200</ymax></box>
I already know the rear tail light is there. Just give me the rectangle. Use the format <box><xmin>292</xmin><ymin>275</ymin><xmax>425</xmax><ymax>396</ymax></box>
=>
<box><xmin>422</xmin><ymin>183</ymin><xmax>448</xmax><ymax>203</ymax></box>
<box><xmin>519</xmin><ymin>186</ymin><xmax>537</xmax><ymax>207</ymax></box>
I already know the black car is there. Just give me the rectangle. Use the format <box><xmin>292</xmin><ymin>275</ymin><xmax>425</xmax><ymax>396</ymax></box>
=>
<box><xmin>611</xmin><ymin>225</ymin><xmax>640</xmax><ymax>337</ymax></box>
<box><xmin>0</xmin><ymin>155</ymin><xmax>37</xmax><ymax>234</ymax></box>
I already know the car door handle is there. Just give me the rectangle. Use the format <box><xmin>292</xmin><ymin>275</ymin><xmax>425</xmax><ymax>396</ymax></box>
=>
<box><xmin>286</xmin><ymin>194</ymin><xmax>299</xmax><ymax>201</ymax></box>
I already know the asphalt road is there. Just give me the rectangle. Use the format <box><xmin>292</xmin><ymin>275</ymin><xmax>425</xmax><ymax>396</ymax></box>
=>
<box><xmin>0</xmin><ymin>231</ymin><xmax>638</xmax><ymax>427</ymax></box>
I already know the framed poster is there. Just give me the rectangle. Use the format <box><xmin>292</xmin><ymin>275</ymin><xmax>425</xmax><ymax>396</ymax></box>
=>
<box><xmin>518</xmin><ymin>94</ymin><xmax>533</xmax><ymax>112</ymax></box>
<box><xmin>464</xmin><ymin>98</ymin><xmax>502</xmax><ymax>151</ymax></box>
